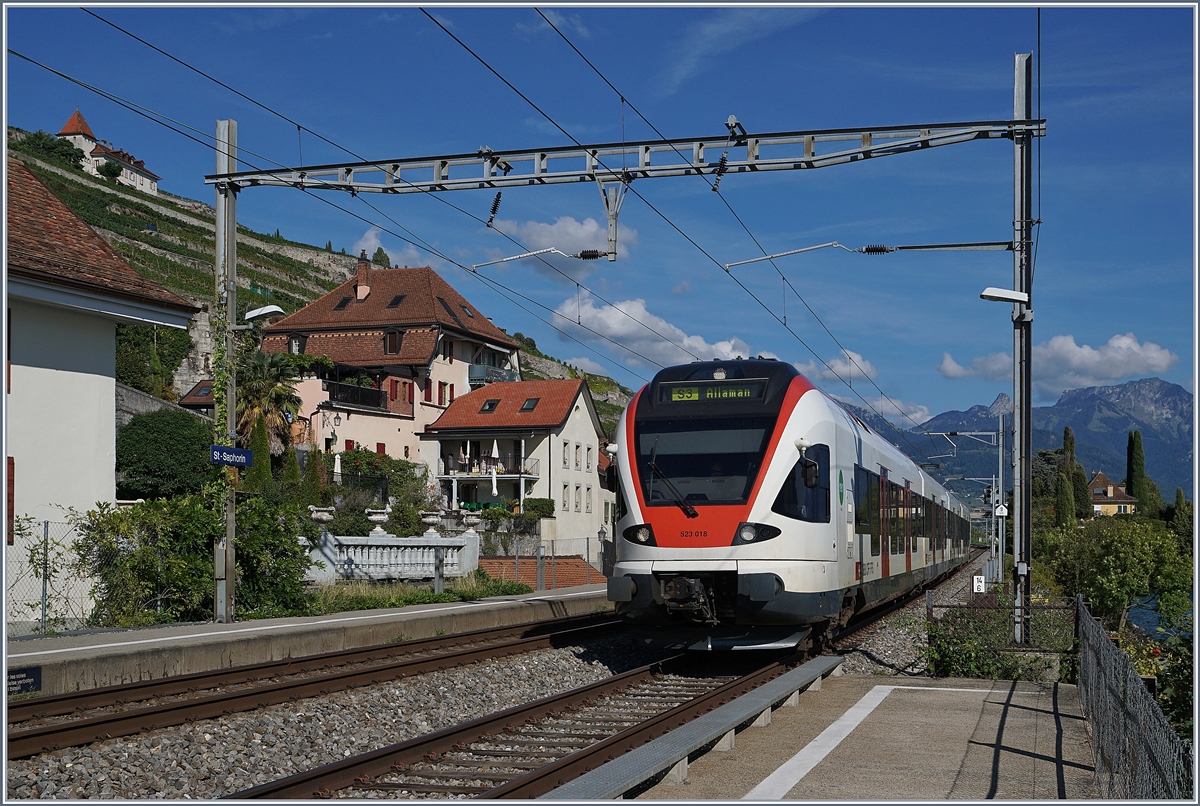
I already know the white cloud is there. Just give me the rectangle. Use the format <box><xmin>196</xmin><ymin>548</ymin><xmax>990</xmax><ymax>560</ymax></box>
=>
<box><xmin>351</xmin><ymin>227</ymin><xmax>424</xmax><ymax>268</ymax></box>
<box><xmin>515</xmin><ymin>9</ymin><xmax>589</xmax><ymax>38</ymax></box>
<box><xmin>796</xmin><ymin>350</ymin><xmax>878</xmax><ymax>385</ymax></box>
<box><xmin>562</xmin><ymin>357</ymin><xmax>606</xmax><ymax>375</ymax></box>
<box><xmin>938</xmin><ymin>333</ymin><xmax>1179</xmax><ymax>400</ymax></box>
<box><xmin>489</xmin><ymin>216</ymin><xmax>637</xmax><ymax>281</ymax></box>
<box><xmin>551</xmin><ymin>294</ymin><xmax>773</xmax><ymax>369</ymax></box>
<box><xmin>672</xmin><ymin>281</ymin><xmax>689</xmax><ymax>295</ymax></box>
<box><xmin>656</xmin><ymin>8</ymin><xmax>822</xmax><ymax>95</ymax></box>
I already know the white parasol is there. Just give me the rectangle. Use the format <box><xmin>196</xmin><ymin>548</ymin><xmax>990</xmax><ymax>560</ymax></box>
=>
<box><xmin>491</xmin><ymin>439</ymin><xmax>500</xmax><ymax>459</ymax></box>
<box><xmin>333</xmin><ymin>452</ymin><xmax>342</xmax><ymax>484</ymax></box>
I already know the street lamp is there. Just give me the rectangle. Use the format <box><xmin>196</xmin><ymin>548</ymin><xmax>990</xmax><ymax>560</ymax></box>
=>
<box><xmin>215</xmin><ymin>304</ymin><xmax>285</xmax><ymax>624</ymax></box>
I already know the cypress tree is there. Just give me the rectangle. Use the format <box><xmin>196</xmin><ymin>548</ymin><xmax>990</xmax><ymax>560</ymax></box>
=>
<box><xmin>1073</xmin><ymin>463</ymin><xmax>1091</xmax><ymax>519</ymax></box>
<box><xmin>281</xmin><ymin>446</ymin><xmax>303</xmax><ymax>500</ymax></box>
<box><xmin>300</xmin><ymin>447</ymin><xmax>324</xmax><ymax>506</ymax></box>
<box><xmin>1126</xmin><ymin>430</ymin><xmax>1148</xmax><ymax>514</ymax></box>
<box><xmin>1055</xmin><ymin>471</ymin><xmax>1075</xmax><ymax>528</ymax></box>
<box><xmin>244</xmin><ymin>415</ymin><xmax>275</xmax><ymax>495</ymax></box>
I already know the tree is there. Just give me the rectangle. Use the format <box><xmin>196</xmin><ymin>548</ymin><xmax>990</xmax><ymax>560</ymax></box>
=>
<box><xmin>1072</xmin><ymin>464</ymin><xmax>1091</xmax><ymax>520</ymax></box>
<box><xmin>235</xmin><ymin>350</ymin><xmax>302</xmax><ymax>455</ymax></box>
<box><xmin>97</xmin><ymin>160</ymin><xmax>124</xmax><ymax>182</ymax></box>
<box><xmin>1052</xmin><ymin>517</ymin><xmax>1192</xmax><ymax>632</ymax></box>
<box><xmin>116</xmin><ymin>408</ymin><xmax>219</xmax><ymax>499</ymax></box>
<box><xmin>1169</xmin><ymin>488</ymin><xmax>1193</xmax><ymax>551</ymax></box>
<box><xmin>243</xmin><ymin>415</ymin><xmax>276</xmax><ymax>496</ymax></box>
<box><xmin>371</xmin><ymin>246</ymin><xmax>390</xmax><ymax>267</ymax></box>
<box><xmin>20</xmin><ymin>129</ymin><xmax>86</xmax><ymax>169</ymax></box>
<box><xmin>299</xmin><ymin>447</ymin><xmax>325</xmax><ymax>507</ymax></box>
<box><xmin>1054</xmin><ymin>472</ymin><xmax>1075</xmax><ymax>528</ymax></box>
<box><xmin>115</xmin><ymin>323</ymin><xmax>193</xmax><ymax>400</ymax></box>
<box><xmin>325</xmin><ymin>240</ymin><xmax>333</xmax><ymax>252</ymax></box>
<box><xmin>1125</xmin><ymin>430</ymin><xmax>1147</xmax><ymax>510</ymax></box>
<box><xmin>281</xmin><ymin>446</ymin><xmax>303</xmax><ymax>499</ymax></box>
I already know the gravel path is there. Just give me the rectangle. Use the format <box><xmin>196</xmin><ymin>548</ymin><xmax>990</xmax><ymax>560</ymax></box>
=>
<box><xmin>832</xmin><ymin>553</ymin><xmax>990</xmax><ymax>676</ymax></box>
<box><xmin>7</xmin><ymin>635</ymin><xmax>663</xmax><ymax>800</ymax></box>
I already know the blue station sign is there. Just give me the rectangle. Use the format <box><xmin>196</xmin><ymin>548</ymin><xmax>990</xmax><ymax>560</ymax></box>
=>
<box><xmin>210</xmin><ymin>445</ymin><xmax>253</xmax><ymax>467</ymax></box>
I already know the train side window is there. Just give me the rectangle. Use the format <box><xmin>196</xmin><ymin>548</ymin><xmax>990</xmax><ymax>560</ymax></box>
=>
<box><xmin>854</xmin><ymin>466</ymin><xmax>871</xmax><ymax>532</ymax></box>
<box><xmin>888</xmin><ymin>483</ymin><xmax>902</xmax><ymax>554</ymax></box>
<box><xmin>771</xmin><ymin>444</ymin><xmax>830</xmax><ymax>523</ymax></box>
<box><xmin>868</xmin><ymin>472</ymin><xmax>880</xmax><ymax>556</ymax></box>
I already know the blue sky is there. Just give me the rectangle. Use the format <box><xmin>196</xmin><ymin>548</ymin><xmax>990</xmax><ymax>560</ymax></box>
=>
<box><xmin>5</xmin><ymin>5</ymin><xmax>1194</xmax><ymax>428</ymax></box>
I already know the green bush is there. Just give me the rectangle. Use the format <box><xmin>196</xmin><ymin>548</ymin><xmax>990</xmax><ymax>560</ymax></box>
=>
<box><xmin>68</xmin><ymin>489</ymin><xmax>317</xmax><ymax>626</ymax></box>
<box><xmin>116</xmin><ymin>408</ymin><xmax>219</xmax><ymax>499</ymax></box>
<box><xmin>479</xmin><ymin>506</ymin><xmax>513</xmax><ymax>530</ymax></box>
<box><xmin>522</xmin><ymin>497</ymin><xmax>555</xmax><ymax>519</ymax></box>
<box><xmin>927</xmin><ymin>601</ymin><xmax>1073</xmax><ymax>682</ymax></box>
<box><xmin>115</xmin><ymin>322</ymin><xmax>193</xmax><ymax>400</ymax></box>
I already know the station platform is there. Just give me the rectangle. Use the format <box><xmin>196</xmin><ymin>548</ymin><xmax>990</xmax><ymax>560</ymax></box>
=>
<box><xmin>635</xmin><ymin>673</ymin><xmax>1101</xmax><ymax>800</ymax></box>
<box><xmin>5</xmin><ymin>584</ymin><xmax>611</xmax><ymax>698</ymax></box>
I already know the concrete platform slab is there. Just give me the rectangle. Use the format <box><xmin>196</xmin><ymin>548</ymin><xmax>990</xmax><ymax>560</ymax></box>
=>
<box><xmin>6</xmin><ymin>585</ymin><xmax>610</xmax><ymax>697</ymax></box>
<box><xmin>636</xmin><ymin>674</ymin><xmax>1101</xmax><ymax>800</ymax></box>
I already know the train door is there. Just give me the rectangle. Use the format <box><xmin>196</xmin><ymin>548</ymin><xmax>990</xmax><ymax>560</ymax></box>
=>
<box><xmin>878</xmin><ymin>473</ymin><xmax>890</xmax><ymax>579</ymax></box>
<box><xmin>904</xmin><ymin>488</ymin><xmax>913</xmax><ymax>574</ymax></box>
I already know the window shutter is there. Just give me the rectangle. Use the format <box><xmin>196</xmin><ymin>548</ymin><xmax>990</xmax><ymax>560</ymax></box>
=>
<box><xmin>438</xmin><ymin>382</ymin><xmax>445</xmax><ymax>406</ymax></box>
<box><xmin>407</xmin><ymin>382</ymin><xmax>413</xmax><ymax>404</ymax></box>
<box><xmin>390</xmin><ymin>379</ymin><xmax>398</xmax><ymax>401</ymax></box>
<box><xmin>345</xmin><ymin>439</ymin><xmax>354</xmax><ymax>452</ymax></box>
<box><xmin>376</xmin><ymin>443</ymin><xmax>386</xmax><ymax>455</ymax></box>
<box><xmin>423</xmin><ymin>379</ymin><xmax>432</xmax><ymax>402</ymax></box>
<box><xmin>449</xmin><ymin>384</ymin><xmax>454</xmax><ymax>402</ymax></box>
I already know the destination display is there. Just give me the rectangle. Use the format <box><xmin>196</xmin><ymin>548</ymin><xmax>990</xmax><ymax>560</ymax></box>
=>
<box><xmin>660</xmin><ymin>379</ymin><xmax>767</xmax><ymax>403</ymax></box>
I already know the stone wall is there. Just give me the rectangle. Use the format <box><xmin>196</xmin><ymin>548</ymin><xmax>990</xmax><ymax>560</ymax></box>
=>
<box><xmin>116</xmin><ymin>382</ymin><xmax>211</xmax><ymax>430</ymax></box>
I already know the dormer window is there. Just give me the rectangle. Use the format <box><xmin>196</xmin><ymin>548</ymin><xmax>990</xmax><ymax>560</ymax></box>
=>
<box><xmin>480</xmin><ymin>399</ymin><xmax>500</xmax><ymax>413</ymax></box>
<box><xmin>384</xmin><ymin>330</ymin><xmax>401</xmax><ymax>355</ymax></box>
<box><xmin>520</xmin><ymin>398</ymin><xmax>539</xmax><ymax>412</ymax></box>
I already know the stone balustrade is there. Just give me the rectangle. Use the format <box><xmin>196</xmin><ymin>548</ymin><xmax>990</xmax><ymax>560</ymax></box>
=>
<box><xmin>300</xmin><ymin>530</ymin><xmax>480</xmax><ymax>584</ymax></box>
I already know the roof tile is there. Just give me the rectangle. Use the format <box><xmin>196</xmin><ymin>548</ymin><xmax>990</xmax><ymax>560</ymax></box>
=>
<box><xmin>6</xmin><ymin>157</ymin><xmax>196</xmax><ymax>313</ymax></box>
<box><xmin>426</xmin><ymin>379</ymin><xmax>587</xmax><ymax>432</ymax></box>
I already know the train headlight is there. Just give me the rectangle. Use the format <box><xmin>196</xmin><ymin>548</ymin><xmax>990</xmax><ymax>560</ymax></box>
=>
<box><xmin>732</xmin><ymin>522</ymin><xmax>782</xmax><ymax>545</ymax></box>
<box><xmin>622</xmin><ymin>524</ymin><xmax>657</xmax><ymax>546</ymax></box>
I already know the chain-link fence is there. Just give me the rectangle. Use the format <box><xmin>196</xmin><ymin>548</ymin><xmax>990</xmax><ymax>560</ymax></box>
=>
<box><xmin>1076</xmin><ymin>595</ymin><xmax>1193</xmax><ymax>799</ymax></box>
<box><xmin>7</xmin><ymin>521</ymin><xmax>98</xmax><ymax>637</ymax></box>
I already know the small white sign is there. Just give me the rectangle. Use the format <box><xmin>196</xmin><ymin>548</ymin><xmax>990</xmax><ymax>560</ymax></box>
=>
<box><xmin>973</xmin><ymin>575</ymin><xmax>986</xmax><ymax>593</ymax></box>
<box><xmin>994</xmin><ymin>504</ymin><xmax>1009</xmax><ymax>517</ymax></box>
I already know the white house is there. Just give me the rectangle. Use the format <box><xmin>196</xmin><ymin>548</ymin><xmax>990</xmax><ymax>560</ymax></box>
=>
<box><xmin>421</xmin><ymin>378</ymin><xmax>613</xmax><ymax>558</ymax></box>
<box><xmin>57</xmin><ymin>110</ymin><xmax>160</xmax><ymax>196</ymax></box>
<box><xmin>5</xmin><ymin>156</ymin><xmax>195</xmax><ymax>630</ymax></box>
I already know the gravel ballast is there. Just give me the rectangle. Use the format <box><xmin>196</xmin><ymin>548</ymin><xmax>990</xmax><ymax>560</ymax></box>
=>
<box><xmin>7</xmin><ymin>636</ymin><xmax>662</xmax><ymax>800</ymax></box>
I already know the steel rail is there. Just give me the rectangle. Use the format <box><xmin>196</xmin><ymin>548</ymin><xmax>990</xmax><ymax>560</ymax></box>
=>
<box><xmin>7</xmin><ymin>619</ymin><xmax>618</xmax><ymax>760</ymax></box>
<box><xmin>223</xmin><ymin>657</ymin><xmax>684</xmax><ymax>798</ymax></box>
<box><xmin>7</xmin><ymin>612</ymin><xmax>612</xmax><ymax>725</ymax></box>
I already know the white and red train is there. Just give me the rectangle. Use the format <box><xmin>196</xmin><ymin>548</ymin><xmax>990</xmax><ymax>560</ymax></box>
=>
<box><xmin>605</xmin><ymin>359</ymin><xmax>971</xmax><ymax>648</ymax></box>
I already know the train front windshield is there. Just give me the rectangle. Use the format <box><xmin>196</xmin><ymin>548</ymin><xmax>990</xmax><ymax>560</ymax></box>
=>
<box><xmin>635</xmin><ymin>417</ymin><xmax>775</xmax><ymax>506</ymax></box>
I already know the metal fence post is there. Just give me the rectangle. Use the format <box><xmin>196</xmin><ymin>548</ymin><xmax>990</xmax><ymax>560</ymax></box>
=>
<box><xmin>550</xmin><ymin>539</ymin><xmax>555</xmax><ymax>590</ymax></box>
<box><xmin>536</xmin><ymin>545</ymin><xmax>545</xmax><ymax>591</ymax></box>
<box><xmin>434</xmin><ymin>547</ymin><xmax>444</xmax><ymax>594</ymax></box>
<box><xmin>586</xmin><ymin>532</ymin><xmax>591</xmax><ymax>585</ymax></box>
<box><xmin>514</xmin><ymin>538</ymin><xmax>520</xmax><ymax>586</ymax></box>
<box><xmin>41</xmin><ymin>520</ymin><xmax>49</xmax><ymax>634</ymax></box>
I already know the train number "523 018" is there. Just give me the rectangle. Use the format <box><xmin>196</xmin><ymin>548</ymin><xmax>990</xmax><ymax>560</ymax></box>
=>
<box><xmin>679</xmin><ymin>530</ymin><xmax>708</xmax><ymax>538</ymax></box>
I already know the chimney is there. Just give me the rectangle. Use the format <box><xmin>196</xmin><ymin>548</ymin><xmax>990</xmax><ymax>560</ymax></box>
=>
<box><xmin>355</xmin><ymin>250</ymin><xmax>371</xmax><ymax>301</ymax></box>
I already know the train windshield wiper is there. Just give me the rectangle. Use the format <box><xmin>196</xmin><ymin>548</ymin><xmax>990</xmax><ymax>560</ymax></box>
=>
<box><xmin>647</xmin><ymin>438</ymin><xmax>698</xmax><ymax>518</ymax></box>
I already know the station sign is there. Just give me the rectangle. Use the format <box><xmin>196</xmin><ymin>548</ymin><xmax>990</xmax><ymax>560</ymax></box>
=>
<box><xmin>210</xmin><ymin>445</ymin><xmax>253</xmax><ymax>467</ymax></box>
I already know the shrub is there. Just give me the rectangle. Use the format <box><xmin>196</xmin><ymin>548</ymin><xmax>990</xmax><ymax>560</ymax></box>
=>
<box><xmin>522</xmin><ymin>497</ymin><xmax>555</xmax><ymax>519</ymax></box>
<box><xmin>116</xmin><ymin>407</ymin><xmax>219</xmax><ymax>499</ymax></box>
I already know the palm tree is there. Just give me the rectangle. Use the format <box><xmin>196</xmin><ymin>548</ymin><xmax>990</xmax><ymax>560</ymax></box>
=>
<box><xmin>236</xmin><ymin>351</ymin><xmax>301</xmax><ymax>456</ymax></box>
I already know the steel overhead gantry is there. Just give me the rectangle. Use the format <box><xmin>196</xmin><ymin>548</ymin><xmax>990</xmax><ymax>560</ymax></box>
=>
<box><xmin>204</xmin><ymin>117</ymin><xmax>1044</xmax><ymax>261</ymax></box>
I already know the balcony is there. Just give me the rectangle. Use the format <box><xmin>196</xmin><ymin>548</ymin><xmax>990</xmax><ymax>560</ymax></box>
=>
<box><xmin>324</xmin><ymin>380</ymin><xmax>387</xmax><ymax>410</ymax></box>
<box><xmin>468</xmin><ymin>364</ymin><xmax>520</xmax><ymax>386</ymax></box>
<box><xmin>438</xmin><ymin>453</ymin><xmax>539</xmax><ymax>478</ymax></box>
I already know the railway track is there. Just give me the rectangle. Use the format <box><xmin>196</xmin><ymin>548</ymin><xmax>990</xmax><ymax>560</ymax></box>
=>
<box><xmin>227</xmin><ymin>653</ymin><xmax>789</xmax><ymax>799</ymax></box>
<box><xmin>6</xmin><ymin>614</ymin><xmax>619</xmax><ymax>760</ymax></box>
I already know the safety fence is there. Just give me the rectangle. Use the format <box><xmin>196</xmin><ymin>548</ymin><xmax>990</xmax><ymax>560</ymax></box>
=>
<box><xmin>7</xmin><ymin>520</ymin><xmax>107</xmax><ymax>638</ymax></box>
<box><xmin>1076</xmin><ymin>595</ymin><xmax>1193</xmax><ymax>799</ymax></box>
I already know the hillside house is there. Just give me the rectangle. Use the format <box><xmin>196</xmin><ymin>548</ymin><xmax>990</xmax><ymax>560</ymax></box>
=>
<box><xmin>57</xmin><ymin>110</ymin><xmax>160</xmax><ymax>195</ymax></box>
<box><xmin>260</xmin><ymin>252</ymin><xmax>520</xmax><ymax>465</ymax></box>
<box><xmin>1088</xmin><ymin>471</ymin><xmax>1138</xmax><ymax>516</ymax></box>
<box><xmin>421</xmin><ymin>378</ymin><xmax>614</xmax><ymax>553</ymax></box>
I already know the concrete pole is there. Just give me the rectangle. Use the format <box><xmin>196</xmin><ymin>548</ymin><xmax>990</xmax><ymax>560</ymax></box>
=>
<box><xmin>998</xmin><ymin>412</ymin><xmax>1005</xmax><ymax>586</ymax></box>
<box><xmin>1012</xmin><ymin>56</ymin><xmax>1034</xmax><ymax>643</ymax></box>
<box><xmin>214</xmin><ymin>119</ymin><xmax>238</xmax><ymax>624</ymax></box>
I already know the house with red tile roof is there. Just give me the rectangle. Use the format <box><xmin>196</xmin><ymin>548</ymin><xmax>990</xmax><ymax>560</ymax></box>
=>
<box><xmin>6</xmin><ymin>156</ymin><xmax>196</xmax><ymax>530</ymax></box>
<box><xmin>57</xmin><ymin>110</ymin><xmax>160</xmax><ymax>195</ymax></box>
<box><xmin>422</xmin><ymin>378</ymin><xmax>615</xmax><ymax>560</ymax></box>
<box><xmin>1088</xmin><ymin>470</ymin><xmax>1138</xmax><ymax>516</ymax></box>
<box><xmin>259</xmin><ymin>251</ymin><xmax>520</xmax><ymax>464</ymax></box>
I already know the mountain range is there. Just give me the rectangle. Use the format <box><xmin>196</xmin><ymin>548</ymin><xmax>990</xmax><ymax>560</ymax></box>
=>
<box><xmin>842</xmin><ymin>377</ymin><xmax>1193</xmax><ymax>504</ymax></box>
